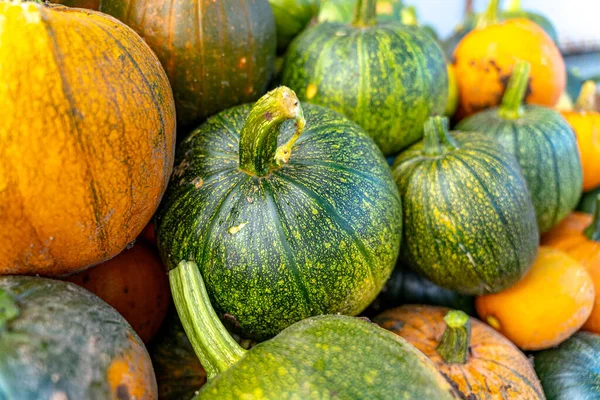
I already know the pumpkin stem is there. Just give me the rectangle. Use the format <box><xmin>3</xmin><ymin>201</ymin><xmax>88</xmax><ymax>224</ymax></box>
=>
<box><xmin>353</xmin><ymin>0</ymin><xmax>377</xmax><ymax>27</ymax></box>
<box><xmin>238</xmin><ymin>87</ymin><xmax>306</xmax><ymax>178</ymax></box>
<box><xmin>506</xmin><ymin>0</ymin><xmax>522</xmax><ymax>12</ymax></box>
<box><xmin>585</xmin><ymin>195</ymin><xmax>600</xmax><ymax>242</ymax></box>
<box><xmin>169</xmin><ymin>261</ymin><xmax>246</xmax><ymax>380</ymax></box>
<box><xmin>575</xmin><ymin>81</ymin><xmax>597</xmax><ymax>112</ymax></box>
<box><xmin>498</xmin><ymin>60</ymin><xmax>531</xmax><ymax>120</ymax></box>
<box><xmin>476</xmin><ymin>0</ymin><xmax>499</xmax><ymax>29</ymax></box>
<box><xmin>437</xmin><ymin>310</ymin><xmax>471</xmax><ymax>364</ymax></box>
<box><xmin>0</xmin><ymin>289</ymin><xmax>20</xmax><ymax>332</ymax></box>
<box><xmin>423</xmin><ymin>116</ymin><xmax>458</xmax><ymax>156</ymax></box>
<box><xmin>400</xmin><ymin>6</ymin><xmax>418</xmax><ymax>26</ymax></box>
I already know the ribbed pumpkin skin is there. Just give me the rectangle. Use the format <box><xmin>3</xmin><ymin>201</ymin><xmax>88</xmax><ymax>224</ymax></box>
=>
<box><xmin>156</xmin><ymin>103</ymin><xmax>402</xmax><ymax>339</ymax></box>
<box><xmin>0</xmin><ymin>276</ymin><xmax>157</xmax><ymax>400</ymax></box>
<box><xmin>392</xmin><ymin>131</ymin><xmax>539</xmax><ymax>294</ymax></box>
<box><xmin>534</xmin><ymin>332</ymin><xmax>600</xmax><ymax>399</ymax></box>
<box><xmin>375</xmin><ymin>305</ymin><xmax>545</xmax><ymax>400</ymax></box>
<box><xmin>196</xmin><ymin>315</ymin><xmax>458</xmax><ymax>399</ymax></box>
<box><xmin>0</xmin><ymin>2</ymin><xmax>176</xmax><ymax>276</ymax></box>
<box><xmin>280</xmin><ymin>22</ymin><xmax>447</xmax><ymax>155</ymax></box>
<box><xmin>101</xmin><ymin>0</ymin><xmax>276</xmax><ymax>129</ymax></box>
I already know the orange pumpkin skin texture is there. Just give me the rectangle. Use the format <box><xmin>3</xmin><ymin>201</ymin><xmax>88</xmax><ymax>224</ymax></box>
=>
<box><xmin>0</xmin><ymin>2</ymin><xmax>176</xmax><ymax>276</ymax></box>
<box><xmin>375</xmin><ymin>305</ymin><xmax>545</xmax><ymax>399</ymax></box>
<box><xmin>476</xmin><ymin>247</ymin><xmax>595</xmax><ymax>350</ymax></box>
<box><xmin>67</xmin><ymin>239</ymin><xmax>170</xmax><ymax>343</ymax></box>
<box><xmin>453</xmin><ymin>18</ymin><xmax>565</xmax><ymax>118</ymax></box>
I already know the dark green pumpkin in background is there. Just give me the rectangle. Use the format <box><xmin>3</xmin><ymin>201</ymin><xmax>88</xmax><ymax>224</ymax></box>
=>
<box><xmin>457</xmin><ymin>61</ymin><xmax>583</xmax><ymax>233</ymax></box>
<box><xmin>392</xmin><ymin>116</ymin><xmax>539</xmax><ymax>294</ymax></box>
<box><xmin>269</xmin><ymin>0</ymin><xmax>319</xmax><ymax>54</ymax></box>
<box><xmin>579</xmin><ymin>187</ymin><xmax>600</xmax><ymax>214</ymax></box>
<box><xmin>282</xmin><ymin>0</ymin><xmax>447</xmax><ymax>155</ymax></box>
<box><xmin>156</xmin><ymin>87</ymin><xmax>402</xmax><ymax>340</ymax></box>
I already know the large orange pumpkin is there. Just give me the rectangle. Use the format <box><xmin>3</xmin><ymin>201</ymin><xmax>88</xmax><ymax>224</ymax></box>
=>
<box><xmin>66</xmin><ymin>239</ymin><xmax>171</xmax><ymax>343</ymax></box>
<box><xmin>543</xmin><ymin>196</ymin><xmax>600</xmax><ymax>334</ymax></box>
<box><xmin>375</xmin><ymin>305</ymin><xmax>544</xmax><ymax>399</ymax></box>
<box><xmin>561</xmin><ymin>81</ymin><xmax>600</xmax><ymax>191</ymax></box>
<box><xmin>453</xmin><ymin>0</ymin><xmax>565</xmax><ymax>118</ymax></box>
<box><xmin>0</xmin><ymin>1</ymin><xmax>176</xmax><ymax>276</ymax></box>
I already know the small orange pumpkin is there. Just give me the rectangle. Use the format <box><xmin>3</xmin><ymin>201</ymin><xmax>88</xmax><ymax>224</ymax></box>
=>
<box><xmin>476</xmin><ymin>247</ymin><xmax>594</xmax><ymax>350</ymax></box>
<box><xmin>375</xmin><ymin>305</ymin><xmax>544</xmax><ymax>399</ymax></box>
<box><xmin>561</xmin><ymin>81</ymin><xmax>600</xmax><ymax>191</ymax></box>
<box><xmin>543</xmin><ymin>195</ymin><xmax>600</xmax><ymax>333</ymax></box>
<box><xmin>453</xmin><ymin>0</ymin><xmax>565</xmax><ymax>118</ymax></box>
<box><xmin>67</xmin><ymin>239</ymin><xmax>170</xmax><ymax>343</ymax></box>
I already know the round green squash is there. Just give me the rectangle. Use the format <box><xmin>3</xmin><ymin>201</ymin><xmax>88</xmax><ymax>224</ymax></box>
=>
<box><xmin>282</xmin><ymin>0</ymin><xmax>447</xmax><ymax>155</ymax></box>
<box><xmin>169</xmin><ymin>261</ymin><xmax>459</xmax><ymax>399</ymax></box>
<box><xmin>156</xmin><ymin>87</ymin><xmax>402</xmax><ymax>340</ymax></box>
<box><xmin>269</xmin><ymin>0</ymin><xmax>319</xmax><ymax>54</ymax></box>
<box><xmin>0</xmin><ymin>276</ymin><xmax>157</xmax><ymax>399</ymax></box>
<box><xmin>392</xmin><ymin>116</ymin><xmax>539</xmax><ymax>294</ymax></box>
<box><xmin>100</xmin><ymin>0</ymin><xmax>276</xmax><ymax>130</ymax></box>
<box><xmin>457</xmin><ymin>61</ymin><xmax>583</xmax><ymax>233</ymax></box>
<box><xmin>579</xmin><ymin>188</ymin><xmax>600</xmax><ymax>214</ymax></box>
<box><xmin>534</xmin><ymin>331</ymin><xmax>600</xmax><ymax>399</ymax></box>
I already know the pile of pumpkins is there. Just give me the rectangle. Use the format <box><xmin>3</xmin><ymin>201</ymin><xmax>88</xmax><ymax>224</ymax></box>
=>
<box><xmin>1</xmin><ymin>0</ymin><xmax>599</xmax><ymax>398</ymax></box>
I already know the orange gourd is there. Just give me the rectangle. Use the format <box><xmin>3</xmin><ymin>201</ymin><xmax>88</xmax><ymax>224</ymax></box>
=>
<box><xmin>67</xmin><ymin>239</ymin><xmax>170</xmax><ymax>343</ymax></box>
<box><xmin>543</xmin><ymin>196</ymin><xmax>600</xmax><ymax>333</ymax></box>
<box><xmin>375</xmin><ymin>305</ymin><xmax>544</xmax><ymax>399</ymax></box>
<box><xmin>453</xmin><ymin>0</ymin><xmax>565</xmax><ymax>118</ymax></box>
<box><xmin>561</xmin><ymin>81</ymin><xmax>600</xmax><ymax>191</ymax></box>
<box><xmin>476</xmin><ymin>247</ymin><xmax>595</xmax><ymax>350</ymax></box>
<box><xmin>0</xmin><ymin>1</ymin><xmax>176</xmax><ymax>276</ymax></box>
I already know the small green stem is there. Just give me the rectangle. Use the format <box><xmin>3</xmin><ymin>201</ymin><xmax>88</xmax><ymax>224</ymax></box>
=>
<box><xmin>353</xmin><ymin>0</ymin><xmax>377</xmax><ymax>27</ymax></box>
<box><xmin>423</xmin><ymin>116</ymin><xmax>458</xmax><ymax>156</ymax></box>
<box><xmin>585</xmin><ymin>195</ymin><xmax>600</xmax><ymax>242</ymax></box>
<box><xmin>436</xmin><ymin>310</ymin><xmax>471</xmax><ymax>364</ymax></box>
<box><xmin>400</xmin><ymin>6</ymin><xmax>418</xmax><ymax>26</ymax></box>
<box><xmin>238</xmin><ymin>87</ymin><xmax>305</xmax><ymax>177</ymax></box>
<box><xmin>169</xmin><ymin>261</ymin><xmax>246</xmax><ymax>380</ymax></box>
<box><xmin>575</xmin><ymin>81</ymin><xmax>597</xmax><ymax>112</ymax></box>
<box><xmin>0</xmin><ymin>288</ymin><xmax>19</xmax><ymax>332</ymax></box>
<box><xmin>498</xmin><ymin>60</ymin><xmax>531</xmax><ymax>120</ymax></box>
<box><xmin>476</xmin><ymin>0</ymin><xmax>499</xmax><ymax>29</ymax></box>
<box><xmin>506</xmin><ymin>0</ymin><xmax>522</xmax><ymax>12</ymax></box>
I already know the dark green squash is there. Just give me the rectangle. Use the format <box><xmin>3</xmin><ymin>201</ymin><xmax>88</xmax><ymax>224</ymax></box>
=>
<box><xmin>0</xmin><ymin>276</ymin><xmax>157</xmax><ymax>399</ymax></box>
<box><xmin>318</xmin><ymin>0</ymin><xmax>404</xmax><ymax>24</ymax></box>
<box><xmin>392</xmin><ymin>116</ymin><xmax>539</xmax><ymax>294</ymax></box>
<box><xmin>457</xmin><ymin>61</ymin><xmax>583</xmax><ymax>233</ymax></box>
<box><xmin>169</xmin><ymin>261</ymin><xmax>459</xmax><ymax>399</ymax></box>
<box><xmin>282</xmin><ymin>0</ymin><xmax>447</xmax><ymax>155</ymax></box>
<box><xmin>579</xmin><ymin>188</ymin><xmax>600</xmax><ymax>214</ymax></box>
<box><xmin>534</xmin><ymin>331</ymin><xmax>600</xmax><ymax>399</ymax></box>
<box><xmin>269</xmin><ymin>0</ymin><xmax>319</xmax><ymax>54</ymax></box>
<box><xmin>156</xmin><ymin>87</ymin><xmax>402</xmax><ymax>340</ymax></box>
<box><xmin>100</xmin><ymin>0</ymin><xmax>276</xmax><ymax>130</ymax></box>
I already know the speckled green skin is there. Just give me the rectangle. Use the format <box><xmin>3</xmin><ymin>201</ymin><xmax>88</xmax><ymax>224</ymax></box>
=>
<box><xmin>280</xmin><ymin>21</ymin><xmax>448</xmax><ymax>155</ymax></box>
<box><xmin>195</xmin><ymin>314</ymin><xmax>458</xmax><ymax>399</ymax></box>
<box><xmin>156</xmin><ymin>103</ymin><xmax>402</xmax><ymax>340</ymax></box>
<box><xmin>269</xmin><ymin>0</ymin><xmax>319</xmax><ymax>54</ymax></box>
<box><xmin>457</xmin><ymin>106</ymin><xmax>583</xmax><ymax>233</ymax></box>
<box><xmin>0</xmin><ymin>276</ymin><xmax>155</xmax><ymax>400</ymax></box>
<box><xmin>534</xmin><ymin>332</ymin><xmax>600</xmax><ymax>400</ymax></box>
<box><xmin>392</xmin><ymin>131</ymin><xmax>539</xmax><ymax>294</ymax></box>
<box><xmin>579</xmin><ymin>188</ymin><xmax>600</xmax><ymax>214</ymax></box>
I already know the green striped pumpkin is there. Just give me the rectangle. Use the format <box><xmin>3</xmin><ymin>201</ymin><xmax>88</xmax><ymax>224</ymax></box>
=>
<box><xmin>457</xmin><ymin>61</ymin><xmax>583</xmax><ymax>233</ymax></box>
<box><xmin>269</xmin><ymin>0</ymin><xmax>319</xmax><ymax>54</ymax></box>
<box><xmin>282</xmin><ymin>0</ymin><xmax>447</xmax><ymax>155</ymax></box>
<box><xmin>392</xmin><ymin>116</ymin><xmax>539</xmax><ymax>294</ymax></box>
<box><xmin>156</xmin><ymin>87</ymin><xmax>402</xmax><ymax>340</ymax></box>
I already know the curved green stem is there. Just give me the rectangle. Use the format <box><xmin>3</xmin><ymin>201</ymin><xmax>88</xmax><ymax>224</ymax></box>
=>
<box><xmin>585</xmin><ymin>195</ymin><xmax>600</xmax><ymax>242</ymax></box>
<box><xmin>499</xmin><ymin>60</ymin><xmax>531</xmax><ymax>120</ymax></box>
<box><xmin>436</xmin><ymin>310</ymin><xmax>471</xmax><ymax>364</ymax></box>
<box><xmin>353</xmin><ymin>0</ymin><xmax>377</xmax><ymax>27</ymax></box>
<box><xmin>575</xmin><ymin>81</ymin><xmax>597</xmax><ymax>112</ymax></box>
<box><xmin>506</xmin><ymin>0</ymin><xmax>522</xmax><ymax>12</ymax></box>
<box><xmin>169</xmin><ymin>261</ymin><xmax>246</xmax><ymax>380</ymax></box>
<box><xmin>423</xmin><ymin>116</ymin><xmax>458</xmax><ymax>156</ymax></box>
<box><xmin>238</xmin><ymin>87</ymin><xmax>305</xmax><ymax>177</ymax></box>
<box><xmin>0</xmin><ymin>289</ymin><xmax>19</xmax><ymax>332</ymax></box>
<box><xmin>476</xmin><ymin>0</ymin><xmax>499</xmax><ymax>29</ymax></box>
<box><xmin>400</xmin><ymin>6</ymin><xmax>418</xmax><ymax>26</ymax></box>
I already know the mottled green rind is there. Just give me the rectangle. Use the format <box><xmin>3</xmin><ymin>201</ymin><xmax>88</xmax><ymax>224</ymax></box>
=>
<box><xmin>457</xmin><ymin>106</ymin><xmax>583</xmax><ymax>233</ymax></box>
<box><xmin>317</xmin><ymin>0</ymin><xmax>404</xmax><ymax>24</ymax></box>
<box><xmin>195</xmin><ymin>315</ymin><xmax>458</xmax><ymax>399</ymax></box>
<box><xmin>0</xmin><ymin>276</ymin><xmax>153</xmax><ymax>400</ymax></box>
<box><xmin>534</xmin><ymin>331</ymin><xmax>600</xmax><ymax>400</ymax></box>
<box><xmin>281</xmin><ymin>21</ymin><xmax>448</xmax><ymax>155</ymax></box>
<box><xmin>100</xmin><ymin>0</ymin><xmax>276</xmax><ymax>130</ymax></box>
<box><xmin>392</xmin><ymin>131</ymin><xmax>539</xmax><ymax>294</ymax></box>
<box><xmin>156</xmin><ymin>103</ymin><xmax>402</xmax><ymax>340</ymax></box>
<box><xmin>578</xmin><ymin>188</ymin><xmax>600</xmax><ymax>214</ymax></box>
<box><xmin>269</xmin><ymin>0</ymin><xmax>319</xmax><ymax>53</ymax></box>
<box><xmin>149</xmin><ymin>311</ymin><xmax>207</xmax><ymax>400</ymax></box>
